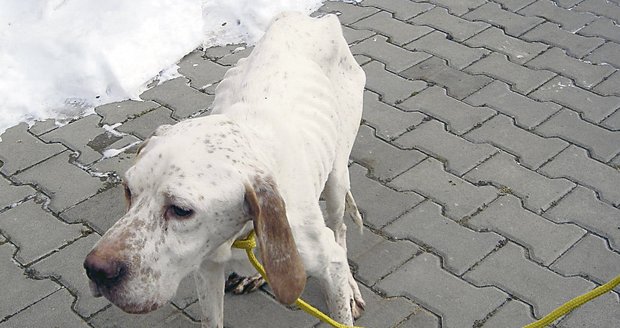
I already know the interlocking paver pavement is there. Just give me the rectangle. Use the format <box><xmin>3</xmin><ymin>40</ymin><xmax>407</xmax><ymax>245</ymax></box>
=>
<box><xmin>1</xmin><ymin>1</ymin><xmax>619</xmax><ymax>327</ymax></box>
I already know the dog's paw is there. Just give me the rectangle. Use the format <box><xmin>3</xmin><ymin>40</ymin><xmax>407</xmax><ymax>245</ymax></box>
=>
<box><xmin>225</xmin><ymin>272</ymin><xmax>266</xmax><ymax>294</ymax></box>
<box><xmin>351</xmin><ymin>296</ymin><xmax>366</xmax><ymax>319</ymax></box>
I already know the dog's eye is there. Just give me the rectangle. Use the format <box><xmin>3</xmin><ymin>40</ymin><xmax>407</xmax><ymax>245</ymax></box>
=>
<box><xmin>166</xmin><ymin>205</ymin><xmax>194</xmax><ymax>219</ymax></box>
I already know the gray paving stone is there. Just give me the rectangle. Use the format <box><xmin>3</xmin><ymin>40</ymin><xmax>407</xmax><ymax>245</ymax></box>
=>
<box><xmin>551</xmin><ymin>234</ymin><xmax>620</xmax><ymax>288</ymax></box>
<box><xmin>140</xmin><ymin>77</ymin><xmax>213</xmax><ymax>119</ymax></box>
<box><xmin>394</xmin><ymin>306</ymin><xmax>440</xmax><ymax>328</ymax></box>
<box><xmin>13</xmin><ymin>152</ymin><xmax>103</xmax><ymax>212</ymax></box>
<box><xmin>465</xmin><ymin>152</ymin><xmax>575</xmax><ymax>213</ymax></box>
<box><xmin>530</xmin><ymin>76</ymin><xmax>620</xmax><ymax>123</ymax></box>
<box><xmin>95</xmin><ymin>134</ymin><xmax>141</xmax><ymax>162</ymax></box>
<box><xmin>351</xmin><ymin>125</ymin><xmax>426</xmax><ymax>182</ymax></box>
<box><xmin>594</xmin><ymin>71</ymin><xmax>620</xmax><ymax>97</ymax></box>
<box><xmin>318</xmin><ymin>1</ymin><xmax>379</xmax><ymax>25</ymax></box>
<box><xmin>213</xmin><ymin>46</ymin><xmax>253</xmax><ymax>67</ymax></box>
<box><xmin>349</xmin><ymin>164</ymin><xmax>425</xmax><ymax>228</ymax></box>
<box><xmin>462</xmin><ymin>2</ymin><xmax>545</xmax><ymax>36</ymax></box>
<box><xmin>539</xmin><ymin>145</ymin><xmax>620</xmax><ymax>206</ymax></box>
<box><xmin>61</xmin><ymin>185</ymin><xmax>125</xmax><ymax>234</ymax></box>
<box><xmin>574</xmin><ymin>0</ymin><xmax>620</xmax><ymax>21</ymax></box>
<box><xmin>528</xmin><ymin>47</ymin><xmax>614</xmax><ymax>89</ymax></box>
<box><xmin>377</xmin><ymin>252</ymin><xmax>507</xmax><ymax>328</ymax></box>
<box><xmin>470</xmin><ymin>194</ymin><xmax>586</xmax><ymax>265</ymax></box>
<box><xmin>361</xmin><ymin>0</ymin><xmax>434</xmax><ymax>20</ymax></box>
<box><xmin>96</xmin><ymin>100</ymin><xmax>160</xmax><ymax>125</ymax></box>
<box><xmin>39</xmin><ymin>114</ymin><xmax>106</xmax><ymax>164</ymax></box>
<box><xmin>612</xmin><ymin>154</ymin><xmax>620</xmax><ymax>168</ymax></box>
<box><xmin>345</xmin><ymin>223</ymin><xmax>385</xmax><ymax>259</ymax></box>
<box><xmin>341</xmin><ymin>25</ymin><xmax>375</xmax><ymax>46</ymax></box>
<box><xmin>464</xmin><ymin>80</ymin><xmax>561</xmax><ymax>129</ymax></box>
<box><xmin>91</xmin><ymin>150</ymin><xmax>137</xmax><ymax>177</ymax></box>
<box><xmin>586</xmin><ymin>42</ymin><xmax>620</xmax><ymax>68</ymax></box>
<box><xmin>354</xmin><ymin>54</ymin><xmax>372</xmax><ymax>66</ymax></box>
<box><xmin>0</xmin><ymin>288</ymin><xmax>89</xmax><ymax>328</ymax></box>
<box><xmin>401</xmin><ymin>57</ymin><xmax>493</xmax><ymax>100</ymax></box>
<box><xmin>0</xmin><ymin>243</ymin><xmax>60</xmax><ymax>321</ymax></box>
<box><xmin>535</xmin><ymin>109</ymin><xmax>620</xmax><ymax>162</ymax></box>
<box><xmin>410</xmin><ymin>7</ymin><xmax>489</xmax><ymax>42</ymax></box>
<box><xmin>493</xmin><ymin>0</ymin><xmax>537</xmax><ymax>11</ymax></box>
<box><xmin>480</xmin><ymin>299</ymin><xmax>536</xmax><ymax>328</ymax></box>
<box><xmin>177</xmin><ymin>51</ymin><xmax>228</xmax><ymax>90</ymax></box>
<box><xmin>464</xmin><ymin>242</ymin><xmax>595</xmax><ymax>318</ymax></box>
<box><xmin>28</xmin><ymin>119</ymin><xmax>58</xmax><ymax>136</ymax></box>
<box><xmin>202</xmin><ymin>44</ymin><xmax>235</xmax><ymax>61</ymax></box>
<box><xmin>90</xmin><ymin>304</ymin><xmax>200</xmax><ymax>328</ymax></box>
<box><xmin>465</xmin><ymin>52</ymin><xmax>556</xmax><ymax>94</ymax></box>
<box><xmin>0</xmin><ymin>123</ymin><xmax>66</xmax><ymax>176</ymax></box>
<box><xmin>351</xmin><ymin>238</ymin><xmax>419</xmax><ymax>286</ymax></box>
<box><xmin>117</xmin><ymin>106</ymin><xmax>176</xmax><ymax>140</ymax></box>
<box><xmin>465</xmin><ymin>114</ymin><xmax>568</xmax><ymax>169</ymax></box>
<box><xmin>389</xmin><ymin>157</ymin><xmax>498</xmax><ymax>220</ymax></box>
<box><xmin>518</xmin><ymin>0</ymin><xmax>596</xmax><ymax>32</ymax></box>
<box><xmin>602</xmin><ymin>108</ymin><xmax>620</xmax><ymax>130</ymax></box>
<box><xmin>399</xmin><ymin>86</ymin><xmax>495</xmax><ymax>135</ymax></box>
<box><xmin>544</xmin><ymin>185</ymin><xmax>620</xmax><ymax>253</ymax></box>
<box><xmin>405</xmin><ymin>31</ymin><xmax>489</xmax><ymax>69</ymax></box>
<box><xmin>169</xmin><ymin>274</ymin><xmax>198</xmax><ymax>310</ymax></box>
<box><xmin>553</xmin><ymin>0</ymin><xmax>585</xmax><ymax>7</ymax></box>
<box><xmin>579</xmin><ymin>17</ymin><xmax>620</xmax><ymax>44</ymax></box>
<box><xmin>0</xmin><ymin>200</ymin><xmax>83</xmax><ymax>265</ymax></box>
<box><xmin>352</xmin><ymin>35</ymin><xmax>431</xmax><ymax>72</ymax></box>
<box><xmin>0</xmin><ymin>176</ymin><xmax>35</xmax><ymax>210</ymax></box>
<box><xmin>30</xmin><ymin>234</ymin><xmax>109</xmax><ymax>318</ymax></box>
<box><xmin>362</xmin><ymin>91</ymin><xmax>426</xmax><ymax>140</ymax></box>
<box><xmin>186</xmin><ymin>291</ymin><xmax>317</xmax><ymax>328</ymax></box>
<box><xmin>363</xmin><ymin>61</ymin><xmax>427</xmax><ymax>105</ymax></box>
<box><xmin>352</xmin><ymin>11</ymin><xmax>433</xmax><ymax>46</ymax></box>
<box><xmin>326</xmin><ymin>285</ymin><xmax>420</xmax><ymax>328</ymax></box>
<box><xmin>521</xmin><ymin>22</ymin><xmax>605</xmax><ymax>58</ymax></box>
<box><xmin>396</xmin><ymin>119</ymin><xmax>497</xmax><ymax>175</ymax></box>
<box><xmin>557</xmin><ymin>292</ymin><xmax>620</xmax><ymax>328</ymax></box>
<box><xmin>427</xmin><ymin>0</ymin><xmax>487</xmax><ymax>16</ymax></box>
<box><xmin>384</xmin><ymin>200</ymin><xmax>503</xmax><ymax>275</ymax></box>
<box><xmin>464</xmin><ymin>27</ymin><xmax>547</xmax><ymax>64</ymax></box>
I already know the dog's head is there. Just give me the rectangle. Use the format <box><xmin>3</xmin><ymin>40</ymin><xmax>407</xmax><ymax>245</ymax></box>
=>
<box><xmin>84</xmin><ymin>116</ymin><xmax>305</xmax><ymax>313</ymax></box>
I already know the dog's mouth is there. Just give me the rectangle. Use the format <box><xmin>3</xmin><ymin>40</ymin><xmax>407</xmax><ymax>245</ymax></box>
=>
<box><xmin>88</xmin><ymin>280</ymin><xmax>103</xmax><ymax>298</ymax></box>
<box><xmin>89</xmin><ymin>280</ymin><xmax>164</xmax><ymax>314</ymax></box>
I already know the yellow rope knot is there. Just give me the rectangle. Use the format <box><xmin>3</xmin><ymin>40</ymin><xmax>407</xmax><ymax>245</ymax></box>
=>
<box><xmin>233</xmin><ymin>230</ymin><xmax>363</xmax><ymax>328</ymax></box>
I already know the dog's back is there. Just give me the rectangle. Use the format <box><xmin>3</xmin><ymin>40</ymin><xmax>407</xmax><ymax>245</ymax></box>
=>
<box><xmin>212</xmin><ymin>12</ymin><xmax>365</xmax><ymax>200</ymax></box>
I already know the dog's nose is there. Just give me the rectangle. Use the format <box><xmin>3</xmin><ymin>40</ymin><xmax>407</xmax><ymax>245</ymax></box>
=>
<box><xmin>84</xmin><ymin>252</ymin><xmax>127</xmax><ymax>288</ymax></box>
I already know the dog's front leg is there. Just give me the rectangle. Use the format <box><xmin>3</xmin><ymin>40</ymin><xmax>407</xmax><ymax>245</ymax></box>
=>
<box><xmin>194</xmin><ymin>260</ymin><xmax>226</xmax><ymax>328</ymax></box>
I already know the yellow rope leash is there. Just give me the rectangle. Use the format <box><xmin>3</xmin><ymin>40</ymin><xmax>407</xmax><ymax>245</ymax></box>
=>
<box><xmin>232</xmin><ymin>230</ymin><xmax>363</xmax><ymax>328</ymax></box>
<box><xmin>523</xmin><ymin>274</ymin><xmax>620</xmax><ymax>328</ymax></box>
<box><xmin>234</xmin><ymin>231</ymin><xmax>620</xmax><ymax>328</ymax></box>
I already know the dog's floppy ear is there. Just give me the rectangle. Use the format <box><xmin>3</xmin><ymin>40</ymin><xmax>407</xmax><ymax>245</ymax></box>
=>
<box><xmin>244</xmin><ymin>177</ymin><xmax>306</xmax><ymax>305</ymax></box>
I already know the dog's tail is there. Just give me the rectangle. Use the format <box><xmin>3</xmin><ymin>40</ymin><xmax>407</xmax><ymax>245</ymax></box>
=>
<box><xmin>345</xmin><ymin>191</ymin><xmax>364</xmax><ymax>233</ymax></box>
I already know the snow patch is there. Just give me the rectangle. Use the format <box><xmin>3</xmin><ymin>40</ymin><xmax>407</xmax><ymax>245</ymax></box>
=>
<box><xmin>102</xmin><ymin>141</ymin><xmax>141</xmax><ymax>159</ymax></box>
<box><xmin>1</xmin><ymin>0</ymin><xmax>354</xmax><ymax>135</ymax></box>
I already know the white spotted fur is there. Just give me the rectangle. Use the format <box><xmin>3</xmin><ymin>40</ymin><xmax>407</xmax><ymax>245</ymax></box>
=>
<box><xmin>86</xmin><ymin>12</ymin><xmax>365</xmax><ymax>327</ymax></box>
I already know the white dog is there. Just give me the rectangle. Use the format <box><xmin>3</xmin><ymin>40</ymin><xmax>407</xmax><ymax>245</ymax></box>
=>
<box><xmin>84</xmin><ymin>12</ymin><xmax>366</xmax><ymax>327</ymax></box>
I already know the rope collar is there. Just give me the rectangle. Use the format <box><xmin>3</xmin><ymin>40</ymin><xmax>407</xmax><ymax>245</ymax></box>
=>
<box><xmin>232</xmin><ymin>230</ymin><xmax>363</xmax><ymax>328</ymax></box>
